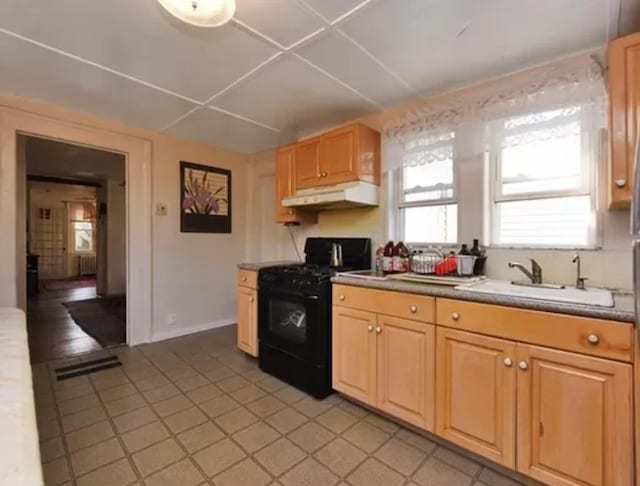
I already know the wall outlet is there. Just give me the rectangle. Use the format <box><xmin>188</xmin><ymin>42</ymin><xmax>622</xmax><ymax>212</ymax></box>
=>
<box><xmin>155</xmin><ymin>203</ymin><xmax>168</xmax><ymax>216</ymax></box>
<box><xmin>167</xmin><ymin>313</ymin><xmax>177</xmax><ymax>326</ymax></box>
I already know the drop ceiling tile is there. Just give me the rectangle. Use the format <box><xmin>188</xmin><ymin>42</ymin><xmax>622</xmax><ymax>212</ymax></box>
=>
<box><xmin>235</xmin><ymin>0</ymin><xmax>325</xmax><ymax>48</ymax></box>
<box><xmin>0</xmin><ymin>32</ymin><xmax>196</xmax><ymax>130</ymax></box>
<box><xmin>297</xmin><ymin>30</ymin><xmax>414</xmax><ymax>107</ymax></box>
<box><xmin>341</xmin><ymin>0</ymin><xmax>611</xmax><ymax>95</ymax></box>
<box><xmin>0</xmin><ymin>0</ymin><xmax>277</xmax><ymax>101</ymax></box>
<box><xmin>165</xmin><ymin>107</ymin><xmax>289</xmax><ymax>153</ymax></box>
<box><xmin>211</xmin><ymin>55</ymin><xmax>376</xmax><ymax>134</ymax></box>
<box><xmin>302</xmin><ymin>0</ymin><xmax>367</xmax><ymax>22</ymax></box>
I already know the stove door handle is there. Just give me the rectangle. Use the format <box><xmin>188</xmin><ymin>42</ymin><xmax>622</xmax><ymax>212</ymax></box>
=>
<box><xmin>259</xmin><ymin>286</ymin><xmax>320</xmax><ymax>300</ymax></box>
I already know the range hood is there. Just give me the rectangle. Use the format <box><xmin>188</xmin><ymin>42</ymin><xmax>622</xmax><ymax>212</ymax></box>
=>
<box><xmin>282</xmin><ymin>181</ymin><xmax>379</xmax><ymax>210</ymax></box>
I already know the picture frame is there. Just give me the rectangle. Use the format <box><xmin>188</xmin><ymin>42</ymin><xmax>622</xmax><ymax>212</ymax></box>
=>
<box><xmin>180</xmin><ymin>161</ymin><xmax>232</xmax><ymax>233</ymax></box>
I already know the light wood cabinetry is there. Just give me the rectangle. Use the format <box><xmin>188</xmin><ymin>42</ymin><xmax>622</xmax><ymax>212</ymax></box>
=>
<box><xmin>294</xmin><ymin>137</ymin><xmax>322</xmax><ymax>189</ymax></box>
<box><xmin>516</xmin><ymin>344</ymin><xmax>632</xmax><ymax>486</ymax></box>
<box><xmin>608</xmin><ymin>32</ymin><xmax>640</xmax><ymax>208</ymax></box>
<box><xmin>275</xmin><ymin>145</ymin><xmax>316</xmax><ymax>224</ymax></box>
<box><xmin>236</xmin><ymin>269</ymin><xmax>258</xmax><ymax>357</ymax></box>
<box><xmin>436</xmin><ymin>328</ymin><xmax>516</xmax><ymax>468</ymax></box>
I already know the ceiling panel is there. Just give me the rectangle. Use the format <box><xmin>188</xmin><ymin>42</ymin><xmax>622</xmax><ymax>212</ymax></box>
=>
<box><xmin>341</xmin><ymin>0</ymin><xmax>612</xmax><ymax>95</ymax></box>
<box><xmin>301</xmin><ymin>0</ymin><xmax>366</xmax><ymax>22</ymax></box>
<box><xmin>297</xmin><ymin>30</ymin><xmax>414</xmax><ymax>107</ymax></box>
<box><xmin>165</xmin><ymin>107</ymin><xmax>290</xmax><ymax>153</ymax></box>
<box><xmin>0</xmin><ymin>0</ymin><xmax>278</xmax><ymax>102</ymax></box>
<box><xmin>235</xmin><ymin>0</ymin><xmax>325</xmax><ymax>47</ymax></box>
<box><xmin>212</xmin><ymin>55</ymin><xmax>376</xmax><ymax>134</ymax></box>
<box><xmin>0</xmin><ymin>32</ymin><xmax>196</xmax><ymax>130</ymax></box>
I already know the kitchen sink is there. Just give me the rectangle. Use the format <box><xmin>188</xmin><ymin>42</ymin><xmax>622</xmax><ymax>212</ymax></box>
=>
<box><xmin>455</xmin><ymin>279</ymin><xmax>614</xmax><ymax>307</ymax></box>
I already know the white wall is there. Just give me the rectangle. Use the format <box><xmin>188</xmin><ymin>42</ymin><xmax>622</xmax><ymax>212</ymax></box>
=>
<box><xmin>15</xmin><ymin>136</ymin><xmax>26</xmax><ymax>310</ymax></box>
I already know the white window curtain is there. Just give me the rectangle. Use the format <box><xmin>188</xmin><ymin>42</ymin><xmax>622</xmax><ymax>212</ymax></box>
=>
<box><xmin>382</xmin><ymin>54</ymin><xmax>607</xmax><ymax>171</ymax></box>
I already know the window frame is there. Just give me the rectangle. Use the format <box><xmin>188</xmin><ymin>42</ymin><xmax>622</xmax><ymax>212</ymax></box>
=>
<box><xmin>69</xmin><ymin>219</ymin><xmax>95</xmax><ymax>254</ymax></box>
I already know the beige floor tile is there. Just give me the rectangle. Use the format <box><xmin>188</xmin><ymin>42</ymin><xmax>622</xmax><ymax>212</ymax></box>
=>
<box><xmin>432</xmin><ymin>446</ymin><xmax>482</xmax><ymax>477</ymax></box>
<box><xmin>144</xmin><ymin>458</ymin><xmax>204</xmax><ymax>486</ymax></box>
<box><xmin>65</xmin><ymin>420</ymin><xmax>115</xmax><ymax>452</ymax></box>
<box><xmin>412</xmin><ymin>457</ymin><xmax>474</xmax><ymax>486</ymax></box>
<box><xmin>55</xmin><ymin>383</ymin><xmax>94</xmax><ymax>402</ymax></box>
<box><xmin>202</xmin><ymin>365</ymin><xmax>236</xmax><ymax>382</ymax></box>
<box><xmin>364</xmin><ymin>414</ymin><xmax>401</xmax><ymax>434</ymax></box>
<box><xmin>164</xmin><ymin>366</ymin><xmax>199</xmax><ymax>382</ymax></box>
<box><xmin>38</xmin><ymin>417</ymin><xmax>61</xmax><ymax>440</ymax></box>
<box><xmin>374</xmin><ymin>438</ymin><xmax>427</xmax><ymax>475</ymax></box>
<box><xmin>177</xmin><ymin>421</ymin><xmax>225</xmax><ymax>454</ymax></box>
<box><xmin>143</xmin><ymin>383</ymin><xmax>181</xmax><ymax>404</ymax></box>
<box><xmin>272</xmin><ymin>385</ymin><xmax>307</xmax><ymax>404</ymax></box>
<box><xmin>186</xmin><ymin>383</ymin><xmax>223</xmax><ymax>404</ymax></box>
<box><xmin>98</xmin><ymin>383</ymin><xmax>138</xmax><ymax>403</ymax></box>
<box><xmin>292</xmin><ymin>397</ymin><xmax>334</xmax><ymax>418</ymax></box>
<box><xmin>121</xmin><ymin>420</ymin><xmax>170</xmax><ymax>453</ymax></box>
<box><xmin>193</xmin><ymin>437</ymin><xmax>246</xmax><ymax>477</ymax></box>
<box><xmin>254</xmin><ymin>438</ymin><xmax>307</xmax><ymax>477</ymax></box>
<box><xmin>247</xmin><ymin>395</ymin><xmax>287</xmax><ymax>418</ymax></box>
<box><xmin>288</xmin><ymin>422</ymin><xmax>336</xmax><ymax>453</ymax></box>
<box><xmin>477</xmin><ymin>467</ymin><xmax>525</xmax><ymax>486</ymax></box>
<box><xmin>395</xmin><ymin>429</ymin><xmax>437</xmax><ymax>454</ymax></box>
<box><xmin>90</xmin><ymin>370</ymin><xmax>131</xmax><ymax>390</ymax></box>
<box><xmin>314</xmin><ymin>438</ymin><xmax>366</xmax><ymax>477</ymax></box>
<box><xmin>342</xmin><ymin>422</ymin><xmax>390</xmax><ymax>454</ymax></box>
<box><xmin>163</xmin><ymin>406</ymin><xmax>207</xmax><ymax>434</ymax></box>
<box><xmin>174</xmin><ymin>373</ymin><xmax>210</xmax><ymax>392</ymax></box>
<box><xmin>36</xmin><ymin>404</ymin><xmax>58</xmax><ymax>422</ymax></box>
<box><xmin>213</xmin><ymin>458</ymin><xmax>271</xmax><ymax>486</ymax></box>
<box><xmin>199</xmin><ymin>395</ymin><xmax>240</xmax><ymax>418</ymax></box>
<box><xmin>265</xmin><ymin>407</ymin><xmax>308</xmax><ymax>434</ymax></box>
<box><xmin>75</xmin><ymin>458</ymin><xmax>137</xmax><ymax>486</ymax></box>
<box><xmin>232</xmin><ymin>421</ymin><xmax>281</xmax><ymax>453</ymax></box>
<box><xmin>241</xmin><ymin>368</ymin><xmax>271</xmax><ymax>382</ymax></box>
<box><xmin>338</xmin><ymin>401</ymin><xmax>369</xmax><ymax>418</ymax></box>
<box><xmin>152</xmin><ymin>394</ymin><xmax>193</xmax><ymax>417</ymax></box>
<box><xmin>133</xmin><ymin>374</ymin><xmax>170</xmax><ymax>392</ymax></box>
<box><xmin>40</xmin><ymin>436</ymin><xmax>65</xmax><ymax>463</ymax></box>
<box><xmin>131</xmin><ymin>437</ymin><xmax>185</xmax><ymax>477</ymax></box>
<box><xmin>347</xmin><ymin>458</ymin><xmax>405</xmax><ymax>486</ymax></box>
<box><xmin>230</xmin><ymin>384</ymin><xmax>268</xmax><ymax>404</ymax></box>
<box><xmin>61</xmin><ymin>405</ymin><xmax>107</xmax><ymax>433</ymax></box>
<box><xmin>255</xmin><ymin>376</ymin><xmax>288</xmax><ymax>393</ymax></box>
<box><xmin>42</xmin><ymin>457</ymin><xmax>71</xmax><ymax>486</ymax></box>
<box><xmin>315</xmin><ymin>407</ymin><xmax>359</xmax><ymax>434</ymax></box>
<box><xmin>58</xmin><ymin>393</ymin><xmax>101</xmax><ymax>416</ymax></box>
<box><xmin>217</xmin><ymin>375</ymin><xmax>251</xmax><ymax>393</ymax></box>
<box><xmin>280</xmin><ymin>457</ymin><xmax>339</xmax><ymax>486</ymax></box>
<box><xmin>70</xmin><ymin>437</ymin><xmax>125</xmax><ymax>476</ymax></box>
<box><xmin>104</xmin><ymin>393</ymin><xmax>147</xmax><ymax>417</ymax></box>
<box><xmin>215</xmin><ymin>406</ymin><xmax>259</xmax><ymax>434</ymax></box>
<box><xmin>113</xmin><ymin>406</ymin><xmax>158</xmax><ymax>433</ymax></box>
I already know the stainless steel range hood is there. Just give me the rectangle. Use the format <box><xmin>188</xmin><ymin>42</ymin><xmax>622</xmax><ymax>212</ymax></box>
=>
<box><xmin>282</xmin><ymin>181</ymin><xmax>379</xmax><ymax>210</ymax></box>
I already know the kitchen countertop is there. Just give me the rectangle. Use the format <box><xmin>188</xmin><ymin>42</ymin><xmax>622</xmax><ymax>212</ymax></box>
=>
<box><xmin>332</xmin><ymin>275</ymin><xmax>635</xmax><ymax>323</ymax></box>
<box><xmin>237</xmin><ymin>261</ymin><xmax>299</xmax><ymax>271</ymax></box>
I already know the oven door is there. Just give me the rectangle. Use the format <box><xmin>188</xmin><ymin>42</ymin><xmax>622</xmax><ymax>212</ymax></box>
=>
<box><xmin>258</xmin><ymin>284</ymin><xmax>328</xmax><ymax>365</ymax></box>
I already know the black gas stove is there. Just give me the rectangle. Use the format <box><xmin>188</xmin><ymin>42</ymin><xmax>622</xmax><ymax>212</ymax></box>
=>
<box><xmin>257</xmin><ymin>237</ymin><xmax>371</xmax><ymax>398</ymax></box>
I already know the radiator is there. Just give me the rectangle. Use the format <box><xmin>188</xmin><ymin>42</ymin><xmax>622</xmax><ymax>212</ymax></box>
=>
<box><xmin>79</xmin><ymin>255</ymin><xmax>97</xmax><ymax>276</ymax></box>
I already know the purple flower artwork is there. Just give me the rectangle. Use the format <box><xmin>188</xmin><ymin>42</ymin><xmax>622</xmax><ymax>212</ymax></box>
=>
<box><xmin>180</xmin><ymin>162</ymin><xmax>232</xmax><ymax>233</ymax></box>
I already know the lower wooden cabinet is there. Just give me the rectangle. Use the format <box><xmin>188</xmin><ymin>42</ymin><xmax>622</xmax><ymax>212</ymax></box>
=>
<box><xmin>237</xmin><ymin>285</ymin><xmax>258</xmax><ymax>357</ymax></box>
<box><xmin>516</xmin><ymin>344</ymin><xmax>632</xmax><ymax>486</ymax></box>
<box><xmin>435</xmin><ymin>328</ymin><xmax>516</xmax><ymax>468</ymax></box>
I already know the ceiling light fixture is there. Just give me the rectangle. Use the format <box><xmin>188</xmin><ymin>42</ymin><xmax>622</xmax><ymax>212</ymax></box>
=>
<box><xmin>157</xmin><ymin>0</ymin><xmax>236</xmax><ymax>28</ymax></box>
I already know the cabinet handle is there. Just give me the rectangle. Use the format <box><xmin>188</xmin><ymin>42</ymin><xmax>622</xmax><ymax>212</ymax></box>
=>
<box><xmin>518</xmin><ymin>361</ymin><xmax>528</xmax><ymax>370</ymax></box>
<box><xmin>410</xmin><ymin>305</ymin><xmax>418</xmax><ymax>313</ymax></box>
<box><xmin>367</xmin><ymin>325</ymin><xmax>374</xmax><ymax>333</ymax></box>
<box><xmin>242</xmin><ymin>277</ymin><xmax>247</xmax><ymax>282</ymax></box>
<box><xmin>615</xmin><ymin>179</ymin><xmax>626</xmax><ymax>188</ymax></box>
<box><xmin>249</xmin><ymin>297</ymin><xmax>254</xmax><ymax>303</ymax></box>
<box><xmin>503</xmin><ymin>358</ymin><xmax>513</xmax><ymax>367</ymax></box>
<box><xmin>451</xmin><ymin>312</ymin><xmax>460</xmax><ymax>321</ymax></box>
<box><xmin>339</xmin><ymin>295</ymin><xmax>345</xmax><ymax>301</ymax></box>
<box><xmin>587</xmin><ymin>334</ymin><xmax>599</xmax><ymax>344</ymax></box>
<box><xmin>288</xmin><ymin>209</ymin><xmax>294</xmax><ymax>215</ymax></box>
<box><xmin>375</xmin><ymin>326</ymin><xmax>382</xmax><ymax>334</ymax></box>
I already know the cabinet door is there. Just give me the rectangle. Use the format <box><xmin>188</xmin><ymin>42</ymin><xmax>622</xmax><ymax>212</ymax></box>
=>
<box><xmin>608</xmin><ymin>32</ymin><xmax>640</xmax><ymax>208</ymax></box>
<box><xmin>275</xmin><ymin>146</ymin><xmax>299</xmax><ymax>223</ymax></box>
<box><xmin>332</xmin><ymin>307</ymin><xmax>377</xmax><ymax>406</ymax></box>
<box><xmin>377</xmin><ymin>316</ymin><xmax>435</xmax><ymax>430</ymax></box>
<box><xmin>295</xmin><ymin>137</ymin><xmax>322</xmax><ymax>189</ymax></box>
<box><xmin>237</xmin><ymin>287</ymin><xmax>257</xmax><ymax>357</ymax></box>
<box><xmin>436</xmin><ymin>328</ymin><xmax>516</xmax><ymax>468</ymax></box>
<box><xmin>516</xmin><ymin>344</ymin><xmax>632</xmax><ymax>486</ymax></box>
<box><xmin>321</xmin><ymin>125</ymin><xmax>359</xmax><ymax>185</ymax></box>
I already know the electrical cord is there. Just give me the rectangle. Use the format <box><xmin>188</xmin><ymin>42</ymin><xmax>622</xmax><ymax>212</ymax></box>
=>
<box><xmin>286</xmin><ymin>224</ymin><xmax>302</xmax><ymax>262</ymax></box>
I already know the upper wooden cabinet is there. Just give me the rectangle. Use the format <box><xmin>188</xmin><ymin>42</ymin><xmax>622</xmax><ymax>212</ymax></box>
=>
<box><xmin>608</xmin><ymin>32</ymin><xmax>640</xmax><ymax>208</ymax></box>
<box><xmin>295</xmin><ymin>123</ymin><xmax>380</xmax><ymax>189</ymax></box>
<box><xmin>275</xmin><ymin>145</ymin><xmax>317</xmax><ymax>225</ymax></box>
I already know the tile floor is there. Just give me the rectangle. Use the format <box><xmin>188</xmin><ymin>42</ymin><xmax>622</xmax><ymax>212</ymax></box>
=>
<box><xmin>32</xmin><ymin>325</ymin><xmax>525</xmax><ymax>486</ymax></box>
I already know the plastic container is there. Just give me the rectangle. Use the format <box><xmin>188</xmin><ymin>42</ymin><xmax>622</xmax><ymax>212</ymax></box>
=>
<box><xmin>456</xmin><ymin>255</ymin><xmax>477</xmax><ymax>276</ymax></box>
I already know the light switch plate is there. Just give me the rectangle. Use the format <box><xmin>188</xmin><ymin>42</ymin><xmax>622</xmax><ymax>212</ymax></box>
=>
<box><xmin>155</xmin><ymin>203</ymin><xmax>168</xmax><ymax>216</ymax></box>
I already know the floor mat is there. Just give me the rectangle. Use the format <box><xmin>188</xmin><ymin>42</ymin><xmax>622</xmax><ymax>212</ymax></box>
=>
<box><xmin>41</xmin><ymin>278</ymin><xmax>97</xmax><ymax>291</ymax></box>
<box><xmin>63</xmin><ymin>296</ymin><xmax>126</xmax><ymax>346</ymax></box>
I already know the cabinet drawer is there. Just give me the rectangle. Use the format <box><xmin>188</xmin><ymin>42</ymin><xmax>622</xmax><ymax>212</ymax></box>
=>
<box><xmin>238</xmin><ymin>269</ymin><xmax>257</xmax><ymax>289</ymax></box>
<box><xmin>436</xmin><ymin>299</ymin><xmax>633</xmax><ymax>362</ymax></box>
<box><xmin>333</xmin><ymin>284</ymin><xmax>435</xmax><ymax>323</ymax></box>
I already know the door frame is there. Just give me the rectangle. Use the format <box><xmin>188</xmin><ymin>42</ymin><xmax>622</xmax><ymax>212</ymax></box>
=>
<box><xmin>0</xmin><ymin>106</ymin><xmax>152</xmax><ymax>345</ymax></box>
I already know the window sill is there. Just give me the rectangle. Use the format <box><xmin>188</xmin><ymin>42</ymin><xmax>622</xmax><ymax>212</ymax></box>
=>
<box><xmin>487</xmin><ymin>244</ymin><xmax>603</xmax><ymax>252</ymax></box>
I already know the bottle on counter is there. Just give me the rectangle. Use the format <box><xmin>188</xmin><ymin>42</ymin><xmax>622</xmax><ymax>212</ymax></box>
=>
<box><xmin>375</xmin><ymin>245</ymin><xmax>385</xmax><ymax>277</ymax></box>
<box><xmin>382</xmin><ymin>241</ymin><xmax>394</xmax><ymax>274</ymax></box>
<box><xmin>470</xmin><ymin>239</ymin><xmax>482</xmax><ymax>257</ymax></box>
<box><xmin>391</xmin><ymin>242</ymin><xmax>402</xmax><ymax>273</ymax></box>
<box><xmin>459</xmin><ymin>244</ymin><xmax>471</xmax><ymax>255</ymax></box>
<box><xmin>393</xmin><ymin>241</ymin><xmax>410</xmax><ymax>273</ymax></box>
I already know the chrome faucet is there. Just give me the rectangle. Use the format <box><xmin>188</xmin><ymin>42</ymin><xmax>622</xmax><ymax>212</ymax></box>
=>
<box><xmin>508</xmin><ymin>259</ymin><xmax>543</xmax><ymax>285</ymax></box>
<box><xmin>572</xmin><ymin>253</ymin><xmax>587</xmax><ymax>290</ymax></box>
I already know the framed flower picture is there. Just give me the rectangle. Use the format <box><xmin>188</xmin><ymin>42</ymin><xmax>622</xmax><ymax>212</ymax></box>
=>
<box><xmin>180</xmin><ymin>161</ymin><xmax>232</xmax><ymax>233</ymax></box>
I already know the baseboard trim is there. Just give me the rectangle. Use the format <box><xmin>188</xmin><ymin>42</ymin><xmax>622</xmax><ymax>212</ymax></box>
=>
<box><xmin>152</xmin><ymin>317</ymin><xmax>236</xmax><ymax>342</ymax></box>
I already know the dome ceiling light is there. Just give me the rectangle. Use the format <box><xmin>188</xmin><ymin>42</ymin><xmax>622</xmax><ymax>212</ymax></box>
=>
<box><xmin>157</xmin><ymin>0</ymin><xmax>236</xmax><ymax>28</ymax></box>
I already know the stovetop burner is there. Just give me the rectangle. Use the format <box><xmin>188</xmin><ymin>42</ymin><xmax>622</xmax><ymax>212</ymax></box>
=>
<box><xmin>276</xmin><ymin>264</ymin><xmax>352</xmax><ymax>277</ymax></box>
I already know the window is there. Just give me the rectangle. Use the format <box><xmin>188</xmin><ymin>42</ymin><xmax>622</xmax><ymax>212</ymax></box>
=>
<box><xmin>68</xmin><ymin>202</ymin><xmax>95</xmax><ymax>253</ymax></box>
<box><xmin>398</xmin><ymin>132</ymin><xmax>457</xmax><ymax>244</ymax></box>
<box><xmin>492</xmin><ymin>106</ymin><xmax>595</xmax><ymax>247</ymax></box>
